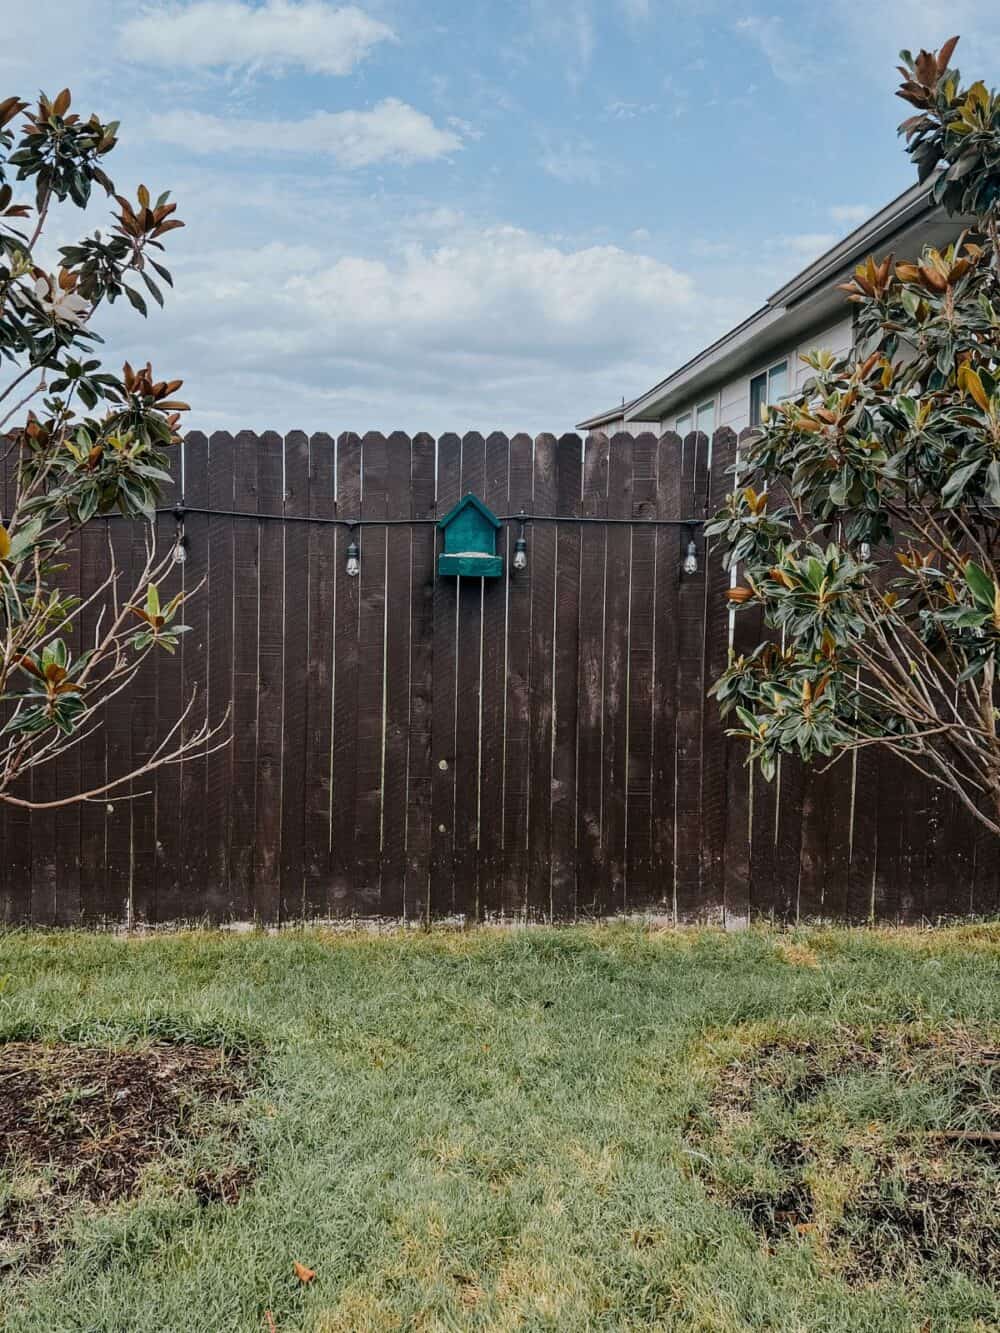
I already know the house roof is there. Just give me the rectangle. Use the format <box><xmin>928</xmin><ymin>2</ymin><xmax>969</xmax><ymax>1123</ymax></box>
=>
<box><xmin>577</xmin><ymin>178</ymin><xmax>964</xmax><ymax>431</ymax></box>
<box><xmin>437</xmin><ymin>492</ymin><xmax>502</xmax><ymax>530</ymax></box>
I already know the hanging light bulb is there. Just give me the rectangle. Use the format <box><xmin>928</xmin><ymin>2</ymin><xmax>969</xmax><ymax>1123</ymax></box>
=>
<box><xmin>683</xmin><ymin>536</ymin><xmax>698</xmax><ymax>576</ymax></box>
<box><xmin>512</xmin><ymin>511</ymin><xmax>528</xmax><ymax>571</ymax></box>
<box><xmin>859</xmin><ymin>540</ymin><xmax>872</xmax><ymax>562</ymax></box>
<box><xmin>172</xmin><ymin>504</ymin><xmax>187</xmax><ymax>564</ymax></box>
<box><xmin>345</xmin><ymin>532</ymin><xmax>360</xmax><ymax>578</ymax></box>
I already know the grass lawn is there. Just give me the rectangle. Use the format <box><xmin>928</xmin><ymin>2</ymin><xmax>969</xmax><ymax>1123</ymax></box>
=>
<box><xmin>0</xmin><ymin>925</ymin><xmax>998</xmax><ymax>1331</ymax></box>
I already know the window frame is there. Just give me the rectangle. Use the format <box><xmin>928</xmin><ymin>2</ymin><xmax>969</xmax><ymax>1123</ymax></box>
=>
<box><xmin>749</xmin><ymin>358</ymin><xmax>789</xmax><ymax>426</ymax></box>
<box><xmin>674</xmin><ymin>396</ymin><xmax>716</xmax><ymax>438</ymax></box>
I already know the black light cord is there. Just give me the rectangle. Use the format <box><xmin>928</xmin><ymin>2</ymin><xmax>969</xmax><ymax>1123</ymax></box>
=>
<box><xmin>159</xmin><ymin>504</ymin><xmax>705</xmax><ymax>528</ymax></box>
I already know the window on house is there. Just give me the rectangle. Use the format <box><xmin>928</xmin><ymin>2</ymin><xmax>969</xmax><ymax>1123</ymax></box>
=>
<box><xmin>749</xmin><ymin>360</ymin><xmax>789</xmax><ymax>425</ymax></box>
<box><xmin>675</xmin><ymin>399</ymin><xmax>714</xmax><ymax>437</ymax></box>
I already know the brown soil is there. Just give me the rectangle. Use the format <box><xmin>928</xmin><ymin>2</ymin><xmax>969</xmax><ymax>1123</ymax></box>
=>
<box><xmin>0</xmin><ymin>1041</ymin><xmax>252</xmax><ymax>1269</ymax></box>
<box><xmin>690</xmin><ymin>1026</ymin><xmax>1000</xmax><ymax>1289</ymax></box>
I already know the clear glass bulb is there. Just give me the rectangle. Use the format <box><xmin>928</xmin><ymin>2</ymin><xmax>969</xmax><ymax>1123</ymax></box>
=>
<box><xmin>173</xmin><ymin>537</ymin><xmax>187</xmax><ymax>565</ymax></box>
<box><xmin>346</xmin><ymin>552</ymin><xmax>360</xmax><ymax>578</ymax></box>
<box><xmin>513</xmin><ymin>539</ymin><xmax>527</xmax><ymax>571</ymax></box>
<box><xmin>859</xmin><ymin>541</ymin><xmax>872</xmax><ymax>561</ymax></box>
<box><xmin>683</xmin><ymin>540</ymin><xmax>698</xmax><ymax>575</ymax></box>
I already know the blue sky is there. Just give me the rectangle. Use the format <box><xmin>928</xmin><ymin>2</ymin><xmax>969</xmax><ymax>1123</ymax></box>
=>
<box><xmin>6</xmin><ymin>1</ymin><xmax>1000</xmax><ymax>432</ymax></box>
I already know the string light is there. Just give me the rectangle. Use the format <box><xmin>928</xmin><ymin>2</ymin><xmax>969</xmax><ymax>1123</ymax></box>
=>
<box><xmin>172</xmin><ymin>503</ymin><xmax>187</xmax><ymax>565</ymax></box>
<box><xmin>345</xmin><ymin>528</ymin><xmax>360</xmax><ymax>578</ymax></box>
<box><xmin>512</xmin><ymin>509</ymin><xmax>528</xmax><ymax>572</ymax></box>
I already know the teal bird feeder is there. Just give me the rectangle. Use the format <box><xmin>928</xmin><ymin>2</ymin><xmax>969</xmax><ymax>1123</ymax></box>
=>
<box><xmin>437</xmin><ymin>493</ymin><xmax>503</xmax><ymax>578</ymax></box>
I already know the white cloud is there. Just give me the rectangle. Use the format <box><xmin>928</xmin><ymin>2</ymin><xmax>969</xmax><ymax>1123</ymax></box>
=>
<box><xmin>538</xmin><ymin>139</ymin><xmax>603</xmax><ymax>185</ymax></box>
<box><xmin>119</xmin><ymin>0</ymin><xmax>394</xmax><ymax>76</ymax></box>
<box><xmin>735</xmin><ymin>15</ymin><xmax>816</xmax><ymax>84</ymax></box>
<box><xmin>781</xmin><ymin>232</ymin><xmax>838</xmax><ymax>257</ymax></box>
<box><xmin>99</xmin><ymin>221</ymin><xmax>710</xmax><ymax>431</ymax></box>
<box><xmin>830</xmin><ymin>203</ymin><xmax>873</xmax><ymax>226</ymax></box>
<box><xmin>528</xmin><ymin>1</ymin><xmax>595</xmax><ymax>84</ymax></box>
<box><xmin>283</xmin><ymin>226</ymin><xmax>695</xmax><ymax>340</ymax></box>
<box><xmin>150</xmin><ymin>101</ymin><xmax>462</xmax><ymax>167</ymax></box>
<box><xmin>604</xmin><ymin>99</ymin><xmax>658</xmax><ymax>120</ymax></box>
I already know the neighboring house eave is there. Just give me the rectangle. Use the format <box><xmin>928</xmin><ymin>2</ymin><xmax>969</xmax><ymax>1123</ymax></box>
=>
<box><xmin>576</xmin><ymin>399</ymin><xmax>651</xmax><ymax>431</ymax></box>
<box><xmin>579</xmin><ymin>176</ymin><xmax>968</xmax><ymax>432</ymax></box>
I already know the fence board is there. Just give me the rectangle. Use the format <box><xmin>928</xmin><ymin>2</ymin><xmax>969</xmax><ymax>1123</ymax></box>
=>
<box><xmin>528</xmin><ymin>434</ymin><xmax>558</xmax><ymax>918</ymax></box>
<box><xmin>674</xmin><ymin>433</ymin><xmax>704</xmax><ymax>917</ymax></box>
<box><xmin>105</xmin><ymin>505</ymin><xmax>136</xmax><ymax>923</ymax></box>
<box><xmin>3</xmin><ymin>448</ymin><xmax>32</xmax><ymax>923</ymax></box>
<box><xmin>405</xmin><ymin>433</ymin><xmax>437</xmax><ymax>920</ymax></box>
<box><xmin>206</xmin><ymin>430</ymin><xmax>235</xmax><ymax>919</ymax></box>
<box><xmin>253</xmin><ymin>431</ymin><xmax>284</xmax><ymax>921</ymax></box>
<box><xmin>381</xmin><ymin>431</ymin><xmax>413</xmax><ymax>917</ymax></box>
<box><xmin>650</xmin><ymin>432</ymin><xmax>680</xmax><ymax>916</ymax></box>
<box><xmin>54</xmin><ymin>525</ymin><xmax>83</xmax><ymax>925</ymax></box>
<box><xmin>502</xmin><ymin>434</ymin><xmax>533</xmax><ymax>916</ymax></box>
<box><xmin>480</xmin><ymin>432</ymin><xmax>510</xmax><ymax>918</ymax></box>
<box><xmin>454</xmin><ymin>432</ymin><xmax>487</xmax><ymax>918</ymax></box>
<box><xmin>551</xmin><ymin>434</ymin><xmax>582</xmax><ymax>919</ymax></box>
<box><xmin>229</xmin><ymin>430</ymin><xmax>259</xmax><ymax>919</ymax></box>
<box><xmin>430</xmin><ymin>433</ymin><xmax>461</xmax><ymax>915</ymax></box>
<box><xmin>330</xmin><ymin>433</ymin><xmax>362</xmax><ymax>913</ymax></box>
<box><xmin>279</xmin><ymin>431</ymin><xmax>310</xmax><ymax>918</ymax></box>
<box><xmin>303</xmin><ymin>432</ymin><xmax>335</xmax><ymax>916</ymax></box>
<box><xmin>702</xmin><ymin>428</ymin><xmax>734</xmax><ymax>921</ymax></box>
<box><xmin>576</xmin><ymin>433</ymin><xmax>609</xmax><ymax>917</ymax></box>
<box><xmin>624</xmin><ymin>433</ymin><xmax>656</xmax><ymax>911</ymax></box>
<box><xmin>127</xmin><ymin>521</ymin><xmax>156</xmax><ymax>926</ymax></box>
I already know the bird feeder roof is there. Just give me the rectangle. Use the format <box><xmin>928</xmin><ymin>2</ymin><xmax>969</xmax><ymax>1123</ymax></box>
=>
<box><xmin>436</xmin><ymin>493</ymin><xmax>502</xmax><ymax>531</ymax></box>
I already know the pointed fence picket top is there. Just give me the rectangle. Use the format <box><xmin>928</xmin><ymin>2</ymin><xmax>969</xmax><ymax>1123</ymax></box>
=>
<box><xmin>0</xmin><ymin>428</ymin><xmax>989</xmax><ymax>925</ymax></box>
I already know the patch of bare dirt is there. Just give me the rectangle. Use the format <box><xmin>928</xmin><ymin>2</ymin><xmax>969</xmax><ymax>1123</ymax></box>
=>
<box><xmin>0</xmin><ymin>1041</ymin><xmax>252</xmax><ymax>1269</ymax></box>
<box><xmin>689</xmin><ymin>1027</ymin><xmax>1000</xmax><ymax>1290</ymax></box>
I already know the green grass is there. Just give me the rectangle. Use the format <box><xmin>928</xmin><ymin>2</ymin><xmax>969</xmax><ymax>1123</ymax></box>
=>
<box><xmin>0</xmin><ymin>923</ymin><xmax>998</xmax><ymax>1331</ymax></box>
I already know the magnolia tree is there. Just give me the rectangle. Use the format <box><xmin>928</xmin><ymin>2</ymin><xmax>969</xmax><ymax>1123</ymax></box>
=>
<box><xmin>708</xmin><ymin>36</ymin><xmax>1000</xmax><ymax>835</ymax></box>
<box><xmin>0</xmin><ymin>89</ymin><xmax>220</xmax><ymax>810</ymax></box>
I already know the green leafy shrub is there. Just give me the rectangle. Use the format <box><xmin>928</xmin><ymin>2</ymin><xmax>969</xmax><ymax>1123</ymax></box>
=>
<box><xmin>708</xmin><ymin>36</ymin><xmax>1000</xmax><ymax>833</ymax></box>
<box><xmin>0</xmin><ymin>90</ymin><xmax>221</xmax><ymax>810</ymax></box>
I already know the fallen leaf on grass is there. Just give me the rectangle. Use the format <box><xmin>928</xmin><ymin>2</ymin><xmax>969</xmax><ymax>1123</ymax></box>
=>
<box><xmin>293</xmin><ymin>1261</ymin><xmax>317</xmax><ymax>1283</ymax></box>
<box><xmin>263</xmin><ymin>1312</ymin><xmax>277</xmax><ymax>1332</ymax></box>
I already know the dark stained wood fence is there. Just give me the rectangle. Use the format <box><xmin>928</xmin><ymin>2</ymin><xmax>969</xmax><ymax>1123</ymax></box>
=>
<box><xmin>1</xmin><ymin>428</ymin><xmax>994</xmax><ymax>925</ymax></box>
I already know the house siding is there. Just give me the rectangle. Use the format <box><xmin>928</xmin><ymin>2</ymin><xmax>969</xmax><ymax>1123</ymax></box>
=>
<box><xmin>586</xmin><ymin>417</ymin><xmax>659</xmax><ymax>436</ymax></box>
<box><xmin>660</xmin><ymin>313</ymin><xmax>855</xmax><ymax>436</ymax></box>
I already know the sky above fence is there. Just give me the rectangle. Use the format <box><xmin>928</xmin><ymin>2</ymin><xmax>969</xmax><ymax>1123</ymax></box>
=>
<box><xmin>8</xmin><ymin>1</ymin><xmax>1000</xmax><ymax>433</ymax></box>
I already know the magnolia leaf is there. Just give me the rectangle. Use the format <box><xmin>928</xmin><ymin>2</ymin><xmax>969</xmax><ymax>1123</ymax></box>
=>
<box><xmin>964</xmin><ymin>561</ymin><xmax>996</xmax><ymax>612</ymax></box>
<box><xmin>941</xmin><ymin>459</ymin><xmax>981</xmax><ymax>507</ymax></box>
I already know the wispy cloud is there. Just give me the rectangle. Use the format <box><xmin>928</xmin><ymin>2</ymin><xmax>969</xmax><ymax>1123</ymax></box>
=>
<box><xmin>538</xmin><ymin>137</ymin><xmax>603</xmax><ymax>185</ymax></box>
<box><xmin>120</xmin><ymin>0</ymin><xmax>395</xmax><ymax>76</ymax></box>
<box><xmin>604</xmin><ymin>99</ymin><xmax>658</xmax><ymax>120</ymax></box>
<box><xmin>149</xmin><ymin>101</ymin><xmax>462</xmax><ymax>167</ymax></box>
<box><xmin>779</xmin><ymin>232</ymin><xmax>838</xmax><ymax>258</ymax></box>
<box><xmin>527</xmin><ymin>0</ymin><xmax>596</xmax><ymax>84</ymax></box>
<box><xmin>830</xmin><ymin>202</ymin><xmax>873</xmax><ymax>226</ymax></box>
<box><xmin>735</xmin><ymin>14</ymin><xmax>816</xmax><ymax>84</ymax></box>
